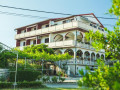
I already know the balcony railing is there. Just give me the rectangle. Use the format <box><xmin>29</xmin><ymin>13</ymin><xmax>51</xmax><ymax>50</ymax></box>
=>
<box><xmin>15</xmin><ymin>21</ymin><xmax>105</xmax><ymax>39</ymax></box>
<box><xmin>47</xmin><ymin>40</ymin><xmax>105</xmax><ymax>52</ymax></box>
<box><xmin>67</xmin><ymin>59</ymin><xmax>97</xmax><ymax>65</ymax></box>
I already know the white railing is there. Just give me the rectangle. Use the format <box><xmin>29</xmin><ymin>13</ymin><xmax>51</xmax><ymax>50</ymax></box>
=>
<box><xmin>48</xmin><ymin>40</ymin><xmax>75</xmax><ymax>48</ymax></box>
<box><xmin>15</xmin><ymin>21</ymin><xmax>78</xmax><ymax>39</ymax></box>
<box><xmin>15</xmin><ymin>21</ymin><xmax>106</xmax><ymax>39</ymax></box>
<box><xmin>67</xmin><ymin>59</ymin><xmax>97</xmax><ymax>65</ymax></box>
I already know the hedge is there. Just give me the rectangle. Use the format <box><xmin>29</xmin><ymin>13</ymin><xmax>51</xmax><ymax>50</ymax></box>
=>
<box><xmin>0</xmin><ymin>81</ymin><xmax>45</xmax><ymax>89</ymax></box>
<box><xmin>9</xmin><ymin>70</ymin><xmax>41</xmax><ymax>82</ymax></box>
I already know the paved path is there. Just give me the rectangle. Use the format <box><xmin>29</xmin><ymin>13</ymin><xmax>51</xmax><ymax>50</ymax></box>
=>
<box><xmin>45</xmin><ymin>83</ymin><xmax>78</xmax><ymax>88</ymax></box>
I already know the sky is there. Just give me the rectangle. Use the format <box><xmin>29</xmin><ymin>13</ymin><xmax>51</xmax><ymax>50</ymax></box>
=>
<box><xmin>0</xmin><ymin>0</ymin><xmax>116</xmax><ymax>48</ymax></box>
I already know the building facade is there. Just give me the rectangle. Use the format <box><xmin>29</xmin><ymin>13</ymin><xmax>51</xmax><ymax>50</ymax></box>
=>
<box><xmin>15</xmin><ymin>13</ymin><xmax>106</xmax><ymax>76</ymax></box>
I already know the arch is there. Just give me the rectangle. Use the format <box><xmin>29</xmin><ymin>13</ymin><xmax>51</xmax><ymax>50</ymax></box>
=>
<box><xmin>91</xmin><ymin>52</ymin><xmax>95</xmax><ymax>61</ymax></box>
<box><xmin>77</xmin><ymin>32</ymin><xmax>83</xmax><ymax>42</ymax></box>
<box><xmin>76</xmin><ymin>50</ymin><xmax>83</xmax><ymax>59</ymax></box>
<box><xmin>64</xmin><ymin>49</ymin><xmax>74</xmax><ymax>56</ymax></box>
<box><xmin>84</xmin><ymin>51</ymin><xmax>90</xmax><ymax>60</ymax></box>
<box><xmin>54</xmin><ymin>34</ymin><xmax>63</xmax><ymax>42</ymax></box>
<box><xmin>65</xmin><ymin>32</ymin><xmax>74</xmax><ymax>40</ymax></box>
<box><xmin>55</xmin><ymin>49</ymin><xmax>62</xmax><ymax>55</ymax></box>
<box><xmin>96</xmin><ymin>53</ymin><xmax>100</xmax><ymax>59</ymax></box>
<box><xmin>101</xmin><ymin>54</ymin><xmax>104</xmax><ymax>60</ymax></box>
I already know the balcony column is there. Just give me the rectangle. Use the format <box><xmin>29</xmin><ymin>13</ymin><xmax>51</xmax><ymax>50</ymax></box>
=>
<box><xmin>94</xmin><ymin>53</ymin><xmax>97</xmax><ymax>64</ymax></box>
<box><xmin>89</xmin><ymin>52</ymin><xmax>92</xmax><ymax>65</ymax></box>
<box><xmin>104</xmin><ymin>54</ymin><xmax>105</xmax><ymax>61</ymax></box>
<box><xmin>63</xmin><ymin>34</ymin><xmax>66</xmax><ymax>41</ymax></box>
<box><xmin>49</xmin><ymin>33</ymin><xmax>52</xmax><ymax>43</ymax></box>
<box><xmin>74</xmin><ymin>48</ymin><xmax>77</xmax><ymax>75</ymax></box>
<box><xmin>82</xmin><ymin>51</ymin><xmax>85</xmax><ymax>64</ymax></box>
<box><xmin>36</xmin><ymin>36</ymin><xmax>37</xmax><ymax>45</ymax></box>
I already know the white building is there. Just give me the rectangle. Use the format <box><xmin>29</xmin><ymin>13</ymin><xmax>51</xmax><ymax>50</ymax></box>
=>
<box><xmin>15</xmin><ymin>13</ymin><xmax>106</xmax><ymax>76</ymax></box>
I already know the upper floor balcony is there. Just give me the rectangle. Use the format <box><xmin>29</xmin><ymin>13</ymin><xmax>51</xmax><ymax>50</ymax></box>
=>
<box><xmin>47</xmin><ymin>40</ymin><xmax>105</xmax><ymax>53</ymax></box>
<box><xmin>15</xmin><ymin>21</ymin><xmax>105</xmax><ymax>40</ymax></box>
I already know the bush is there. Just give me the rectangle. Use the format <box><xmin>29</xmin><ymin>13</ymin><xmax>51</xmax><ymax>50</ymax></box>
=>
<box><xmin>59</xmin><ymin>77</ymin><xmax>65</xmax><ymax>82</ymax></box>
<box><xmin>9</xmin><ymin>70</ymin><xmax>41</xmax><ymax>82</ymax></box>
<box><xmin>52</xmin><ymin>76</ymin><xmax>58</xmax><ymax>83</ymax></box>
<box><xmin>78</xmin><ymin>60</ymin><xmax>120</xmax><ymax>90</ymax></box>
<box><xmin>42</xmin><ymin>76</ymin><xmax>50</xmax><ymax>83</ymax></box>
<box><xmin>0</xmin><ymin>81</ymin><xmax>45</xmax><ymax>89</ymax></box>
<box><xmin>0</xmin><ymin>82</ymin><xmax>12</xmax><ymax>89</ymax></box>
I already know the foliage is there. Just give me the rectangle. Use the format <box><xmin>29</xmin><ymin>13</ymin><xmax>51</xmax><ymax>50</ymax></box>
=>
<box><xmin>51</xmin><ymin>76</ymin><xmax>58</xmax><ymax>83</ymax></box>
<box><xmin>0</xmin><ymin>49</ymin><xmax>16</xmax><ymax>68</ymax></box>
<box><xmin>42</xmin><ymin>76</ymin><xmax>50</xmax><ymax>83</ymax></box>
<box><xmin>0</xmin><ymin>81</ymin><xmax>45</xmax><ymax>89</ymax></box>
<box><xmin>0</xmin><ymin>75</ymin><xmax>6</xmax><ymax>82</ymax></box>
<box><xmin>14</xmin><ymin>44</ymin><xmax>72</xmax><ymax>61</ymax></box>
<box><xmin>78</xmin><ymin>60</ymin><xmax>120</xmax><ymax>90</ymax></box>
<box><xmin>59</xmin><ymin>77</ymin><xmax>65</xmax><ymax>82</ymax></box>
<box><xmin>9</xmin><ymin>70</ymin><xmax>41</xmax><ymax>82</ymax></box>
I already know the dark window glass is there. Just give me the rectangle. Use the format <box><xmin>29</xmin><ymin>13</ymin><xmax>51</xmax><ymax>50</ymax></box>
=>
<box><xmin>23</xmin><ymin>42</ymin><xmax>26</xmax><ymax>46</ymax></box>
<box><xmin>46</xmin><ymin>25</ymin><xmax>49</xmax><ymax>27</ymax></box>
<box><xmin>94</xmin><ymin>25</ymin><xmax>97</xmax><ymax>28</ymax></box>
<box><xmin>34</xmin><ymin>27</ymin><xmax>36</xmax><ymax>30</ymax></box>
<box><xmin>63</xmin><ymin>20</ymin><xmax>66</xmax><ymax>24</ymax></box>
<box><xmin>45</xmin><ymin>38</ymin><xmax>49</xmax><ymax>43</ymax></box>
<box><xmin>90</xmin><ymin>23</ymin><xmax>93</xmax><ymax>26</ymax></box>
<box><xmin>33</xmin><ymin>40</ymin><xmax>36</xmax><ymax>44</ymax></box>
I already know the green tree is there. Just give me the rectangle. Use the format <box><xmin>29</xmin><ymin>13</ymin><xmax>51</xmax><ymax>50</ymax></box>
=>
<box><xmin>78</xmin><ymin>0</ymin><xmax>120</xmax><ymax>89</ymax></box>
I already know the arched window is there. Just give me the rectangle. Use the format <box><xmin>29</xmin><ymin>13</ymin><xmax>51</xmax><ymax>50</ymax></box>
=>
<box><xmin>76</xmin><ymin>50</ymin><xmax>83</xmax><ymax>59</ymax></box>
<box><xmin>84</xmin><ymin>51</ymin><xmax>90</xmax><ymax>60</ymax></box>
<box><xmin>91</xmin><ymin>52</ymin><xmax>95</xmax><ymax>61</ymax></box>
<box><xmin>96</xmin><ymin>53</ymin><xmax>100</xmax><ymax>59</ymax></box>
<box><xmin>65</xmin><ymin>32</ymin><xmax>74</xmax><ymax>40</ymax></box>
<box><xmin>54</xmin><ymin>34</ymin><xmax>63</xmax><ymax>42</ymax></box>
<box><xmin>77</xmin><ymin>32</ymin><xmax>83</xmax><ymax>42</ymax></box>
<box><xmin>55</xmin><ymin>49</ymin><xmax>62</xmax><ymax>55</ymax></box>
<box><xmin>64</xmin><ymin>49</ymin><xmax>74</xmax><ymax>56</ymax></box>
<box><xmin>101</xmin><ymin>54</ymin><xmax>104</xmax><ymax>60</ymax></box>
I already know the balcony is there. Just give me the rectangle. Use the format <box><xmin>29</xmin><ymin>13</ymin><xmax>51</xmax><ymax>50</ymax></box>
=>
<box><xmin>67</xmin><ymin>59</ymin><xmax>97</xmax><ymax>65</ymax></box>
<box><xmin>47</xmin><ymin>40</ymin><xmax>105</xmax><ymax>53</ymax></box>
<box><xmin>48</xmin><ymin>40</ymin><xmax>75</xmax><ymax>48</ymax></box>
<box><xmin>15</xmin><ymin>21</ymin><xmax>105</xmax><ymax>39</ymax></box>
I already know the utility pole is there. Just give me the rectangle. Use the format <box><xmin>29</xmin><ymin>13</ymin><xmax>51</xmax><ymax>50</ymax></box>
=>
<box><xmin>75</xmin><ymin>30</ymin><xmax>77</xmax><ymax>75</ymax></box>
<box><xmin>14</xmin><ymin>53</ymin><xmax>18</xmax><ymax>89</ymax></box>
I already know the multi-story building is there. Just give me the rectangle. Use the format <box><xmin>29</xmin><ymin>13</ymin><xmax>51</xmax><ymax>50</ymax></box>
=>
<box><xmin>15</xmin><ymin>13</ymin><xmax>106</xmax><ymax>76</ymax></box>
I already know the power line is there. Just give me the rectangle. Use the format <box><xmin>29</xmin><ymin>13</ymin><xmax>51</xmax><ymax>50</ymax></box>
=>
<box><xmin>0</xmin><ymin>10</ymin><xmax>116</xmax><ymax>27</ymax></box>
<box><xmin>0</xmin><ymin>4</ymin><xmax>118</xmax><ymax>20</ymax></box>
<box><xmin>0</xmin><ymin>11</ymin><xmax>48</xmax><ymax>19</ymax></box>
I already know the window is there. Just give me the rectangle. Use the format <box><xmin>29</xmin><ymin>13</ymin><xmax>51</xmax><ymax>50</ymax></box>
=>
<box><xmin>34</xmin><ymin>27</ymin><xmax>36</xmax><ymax>30</ymax></box>
<box><xmin>102</xmin><ymin>29</ymin><xmax>104</xmax><ymax>31</ymax></box>
<box><xmin>46</xmin><ymin>25</ymin><xmax>49</xmax><ymax>27</ymax></box>
<box><xmin>23</xmin><ymin>42</ymin><xmax>26</xmax><ymax>46</ymax></box>
<box><xmin>90</xmin><ymin>23</ymin><xmax>93</xmax><ymax>26</ymax></box>
<box><xmin>45</xmin><ymin>38</ymin><xmax>49</xmax><ymax>43</ymax></box>
<box><xmin>93</xmin><ymin>25</ymin><xmax>97</xmax><ymax>28</ymax></box>
<box><xmin>98</xmin><ymin>27</ymin><xmax>101</xmax><ymax>30</ymax></box>
<box><xmin>63</xmin><ymin>20</ymin><xmax>66</xmax><ymax>24</ymax></box>
<box><xmin>33</xmin><ymin>40</ymin><xmax>36</xmax><ymax>44</ymax></box>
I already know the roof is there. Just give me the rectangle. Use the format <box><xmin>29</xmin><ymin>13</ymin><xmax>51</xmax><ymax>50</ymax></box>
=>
<box><xmin>15</xmin><ymin>13</ymin><xmax>104</xmax><ymax>30</ymax></box>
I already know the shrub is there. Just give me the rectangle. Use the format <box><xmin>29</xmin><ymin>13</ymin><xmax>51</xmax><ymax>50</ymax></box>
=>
<box><xmin>17</xmin><ymin>81</ymin><xmax>45</xmax><ymax>88</ymax></box>
<box><xmin>52</xmin><ymin>76</ymin><xmax>58</xmax><ymax>83</ymax></box>
<box><xmin>59</xmin><ymin>77</ymin><xmax>65</xmax><ymax>82</ymax></box>
<box><xmin>9</xmin><ymin>70</ymin><xmax>41</xmax><ymax>82</ymax></box>
<box><xmin>42</xmin><ymin>76</ymin><xmax>50</xmax><ymax>83</ymax></box>
<box><xmin>0</xmin><ymin>82</ymin><xmax>12</xmax><ymax>89</ymax></box>
<box><xmin>0</xmin><ymin>81</ymin><xmax>45</xmax><ymax>89</ymax></box>
<box><xmin>78</xmin><ymin>60</ymin><xmax>120</xmax><ymax>90</ymax></box>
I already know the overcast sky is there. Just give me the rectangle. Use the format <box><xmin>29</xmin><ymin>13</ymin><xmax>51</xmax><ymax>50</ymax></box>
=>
<box><xmin>0</xmin><ymin>0</ymin><xmax>116</xmax><ymax>47</ymax></box>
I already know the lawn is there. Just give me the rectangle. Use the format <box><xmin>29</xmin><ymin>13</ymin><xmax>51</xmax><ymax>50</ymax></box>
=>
<box><xmin>1</xmin><ymin>87</ymin><xmax>90</xmax><ymax>90</ymax></box>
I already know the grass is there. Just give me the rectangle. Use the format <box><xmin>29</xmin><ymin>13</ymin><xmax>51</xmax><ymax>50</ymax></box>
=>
<box><xmin>1</xmin><ymin>87</ymin><xmax>90</xmax><ymax>90</ymax></box>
